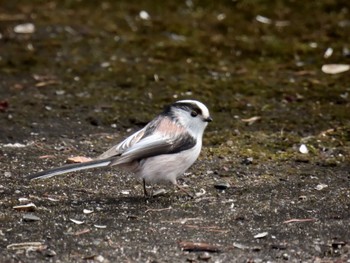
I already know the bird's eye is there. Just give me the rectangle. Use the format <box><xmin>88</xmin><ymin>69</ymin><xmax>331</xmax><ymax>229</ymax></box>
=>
<box><xmin>191</xmin><ymin>111</ymin><xmax>198</xmax><ymax>117</ymax></box>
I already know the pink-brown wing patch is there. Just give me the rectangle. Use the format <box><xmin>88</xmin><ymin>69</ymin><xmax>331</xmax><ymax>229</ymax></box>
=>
<box><xmin>157</xmin><ymin>117</ymin><xmax>186</xmax><ymax>136</ymax></box>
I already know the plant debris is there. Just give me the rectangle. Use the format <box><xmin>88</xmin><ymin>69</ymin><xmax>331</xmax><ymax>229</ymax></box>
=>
<box><xmin>13</xmin><ymin>203</ymin><xmax>37</xmax><ymax>211</ymax></box>
<box><xmin>283</xmin><ymin>218</ymin><xmax>317</xmax><ymax>224</ymax></box>
<box><xmin>254</xmin><ymin>232</ymin><xmax>269</xmax><ymax>239</ymax></box>
<box><xmin>66</xmin><ymin>156</ymin><xmax>93</xmax><ymax>163</ymax></box>
<box><xmin>178</xmin><ymin>241</ymin><xmax>221</xmax><ymax>252</ymax></box>
<box><xmin>69</xmin><ymin>218</ymin><xmax>84</xmax><ymax>225</ymax></box>
<box><xmin>7</xmin><ymin>242</ymin><xmax>43</xmax><ymax>250</ymax></box>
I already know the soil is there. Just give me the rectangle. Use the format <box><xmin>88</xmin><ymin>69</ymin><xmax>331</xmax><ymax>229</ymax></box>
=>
<box><xmin>0</xmin><ymin>1</ymin><xmax>349</xmax><ymax>262</ymax></box>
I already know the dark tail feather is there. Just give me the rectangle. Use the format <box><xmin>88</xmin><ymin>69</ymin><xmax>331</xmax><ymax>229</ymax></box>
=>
<box><xmin>28</xmin><ymin>158</ymin><xmax>113</xmax><ymax>180</ymax></box>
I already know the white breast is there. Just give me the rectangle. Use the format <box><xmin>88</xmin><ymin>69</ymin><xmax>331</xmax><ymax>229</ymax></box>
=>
<box><xmin>136</xmin><ymin>139</ymin><xmax>202</xmax><ymax>184</ymax></box>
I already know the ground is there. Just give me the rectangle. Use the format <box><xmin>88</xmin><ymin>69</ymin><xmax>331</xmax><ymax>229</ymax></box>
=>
<box><xmin>0</xmin><ymin>1</ymin><xmax>350</xmax><ymax>262</ymax></box>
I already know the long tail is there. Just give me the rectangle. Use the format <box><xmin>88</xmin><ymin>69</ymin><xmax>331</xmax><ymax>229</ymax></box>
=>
<box><xmin>28</xmin><ymin>158</ymin><xmax>114</xmax><ymax>180</ymax></box>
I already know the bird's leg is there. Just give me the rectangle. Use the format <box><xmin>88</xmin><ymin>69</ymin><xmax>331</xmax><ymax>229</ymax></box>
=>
<box><xmin>175</xmin><ymin>183</ymin><xmax>194</xmax><ymax>198</ymax></box>
<box><xmin>143</xmin><ymin>179</ymin><xmax>149</xmax><ymax>197</ymax></box>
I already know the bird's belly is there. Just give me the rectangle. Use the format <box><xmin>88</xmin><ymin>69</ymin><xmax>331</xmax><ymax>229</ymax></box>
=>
<box><xmin>138</xmin><ymin>143</ymin><xmax>201</xmax><ymax>184</ymax></box>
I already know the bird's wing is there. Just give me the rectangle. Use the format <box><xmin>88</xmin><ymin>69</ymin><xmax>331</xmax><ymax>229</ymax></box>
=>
<box><xmin>96</xmin><ymin>128</ymin><xmax>146</xmax><ymax>160</ymax></box>
<box><xmin>111</xmin><ymin>132</ymin><xmax>196</xmax><ymax>166</ymax></box>
<box><xmin>109</xmin><ymin>117</ymin><xmax>196</xmax><ymax>166</ymax></box>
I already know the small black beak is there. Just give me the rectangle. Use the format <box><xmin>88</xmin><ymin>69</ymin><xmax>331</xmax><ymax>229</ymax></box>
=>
<box><xmin>204</xmin><ymin>116</ymin><xmax>213</xmax><ymax>122</ymax></box>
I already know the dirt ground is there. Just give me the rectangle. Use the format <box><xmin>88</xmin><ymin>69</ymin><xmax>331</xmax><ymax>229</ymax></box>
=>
<box><xmin>1</xmin><ymin>1</ymin><xmax>350</xmax><ymax>262</ymax></box>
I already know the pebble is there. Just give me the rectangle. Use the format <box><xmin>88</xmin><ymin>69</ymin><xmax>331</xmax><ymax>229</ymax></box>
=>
<box><xmin>214</xmin><ymin>182</ymin><xmax>230</xmax><ymax>190</ymax></box>
<box><xmin>139</xmin><ymin>10</ymin><xmax>150</xmax><ymax>20</ymax></box>
<box><xmin>299</xmin><ymin>144</ymin><xmax>308</xmax><ymax>154</ymax></box>
<box><xmin>241</xmin><ymin>157</ymin><xmax>253</xmax><ymax>165</ymax></box>
<box><xmin>198</xmin><ymin>252</ymin><xmax>211</xmax><ymax>260</ymax></box>
<box><xmin>233</xmin><ymin>242</ymin><xmax>249</xmax><ymax>250</ymax></box>
<box><xmin>95</xmin><ymin>255</ymin><xmax>105</xmax><ymax>263</ymax></box>
<box><xmin>315</xmin><ymin>183</ymin><xmax>328</xmax><ymax>190</ymax></box>
<box><xmin>23</xmin><ymin>214</ymin><xmax>41</xmax><ymax>222</ymax></box>
<box><xmin>69</xmin><ymin>218</ymin><xmax>84</xmax><ymax>225</ymax></box>
<box><xmin>322</xmin><ymin>64</ymin><xmax>350</xmax><ymax>74</ymax></box>
<box><xmin>44</xmin><ymin>249</ymin><xmax>57</xmax><ymax>257</ymax></box>
<box><xmin>186</xmin><ymin>254</ymin><xmax>196</xmax><ymax>262</ymax></box>
<box><xmin>152</xmin><ymin>189</ymin><xmax>167</xmax><ymax>197</ymax></box>
<box><xmin>83</xmin><ymin>209</ymin><xmax>94</xmax><ymax>214</ymax></box>
<box><xmin>254</xmin><ymin>232</ymin><xmax>268</xmax><ymax>239</ymax></box>
<box><xmin>14</xmin><ymin>23</ymin><xmax>35</xmax><ymax>34</ymax></box>
<box><xmin>18</xmin><ymin>197</ymin><xmax>30</xmax><ymax>203</ymax></box>
<box><xmin>299</xmin><ymin>195</ymin><xmax>307</xmax><ymax>201</ymax></box>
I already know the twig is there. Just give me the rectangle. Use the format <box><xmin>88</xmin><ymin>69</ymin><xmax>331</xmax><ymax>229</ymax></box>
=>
<box><xmin>74</xmin><ymin>229</ymin><xmax>91</xmax><ymax>236</ymax></box>
<box><xmin>184</xmin><ymin>225</ymin><xmax>229</xmax><ymax>233</ymax></box>
<box><xmin>283</xmin><ymin>218</ymin><xmax>316</xmax><ymax>224</ymax></box>
<box><xmin>145</xmin><ymin>207</ymin><xmax>172</xmax><ymax>213</ymax></box>
<box><xmin>178</xmin><ymin>241</ymin><xmax>221</xmax><ymax>252</ymax></box>
<box><xmin>161</xmin><ymin>217</ymin><xmax>203</xmax><ymax>224</ymax></box>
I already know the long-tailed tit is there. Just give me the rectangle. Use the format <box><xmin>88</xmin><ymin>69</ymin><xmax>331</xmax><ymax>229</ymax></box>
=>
<box><xmin>28</xmin><ymin>100</ymin><xmax>212</xmax><ymax>196</ymax></box>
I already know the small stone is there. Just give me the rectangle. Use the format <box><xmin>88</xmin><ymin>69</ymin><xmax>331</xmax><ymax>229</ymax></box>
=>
<box><xmin>254</xmin><ymin>232</ymin><xmax>268</xmax><ymax>239</ymax></box>
<box><xmin>23</xmin><ymin>214</ymin><xmax>41</xmax><ymax>222</ymax></box>
<box><xmin>282</xmin><ymin>253</ymin><xmax>289</xmax><ymax>260</ymax></box>
<box><xmin>14</xmin><ymin>23</ymin><xmax>35</xmax><ymax>34</ymax></box>
<box><xmin>69</xmin><ymin>218</ymin><xmax>84</xmax><ymax>225</ymax></box>
<box><xmin>256</xmin><ymin>15</ymin><xmax>272</xmax><ymax>24</ymax></box>
<box><xmin>241</xmin><ymin>157</ymin><xmax>253</xmax><ymax>165</ymax></box>
<box><xmin>83</xmin><ymin>209</ymin><xmax>94</xmax><ymax>214</ymax></box>
<box><xmin>18</xmin><ymin>197</ymin><xmax>30</xmax><ymax>203</ymax></box>
<box><xmin>299</xmin><ymin>144</ymin><xmax>308</xmax><ymax>154</ymax></box>
<box><xmin>55</xmin><ymin>90</ymin><xmax>65</xmax><ymax>95</ymax></box>
<box><xmin>100</xmin><ymin>62</ymin><xmax>110</xmax><ymax>68</ymax></box>
<box><xmin>299</xmin><ymin>195</ymin><xmax>307</xmax><ymax>201</ymax></box>
<box><xmin>324</xmin><ymin>47</ymin><xmax>333</xmax><ymax>58</ymax></box>
<box><xmin>233</xmin><ymin>242</ymin><xmax>249</xmax><ymax>250</ymax></box>
<box><xmin>139</xmin><ymin>10</ymin><xmax>150</xmax><ymax>20</ymax></box>
<box><xmin>94</xmin><ymin>224</ymin><xmax>107</xmax><ymax>229</ymax></box>
<box><xmin>198</xmin><ymin>252</ymin><xmax>211</xmax><ymax>260</ymax></box>
<box><xmin>195</xmin><ymin>188</ymin><xmax>206</xmax><ymax>197</ymax></box>
<box><xmin>214</xmin><ymin>181</ymin><xmax>230</xmax><ymax>190</ymax></box>
<box><xmin>322</xmin><ymin>64</ymin><xmax>350</xmax><ymax>74</ymax></box>
<box><xmin>152</xmin><ymin>189</ymin><xmax>167</xmax><ymax>197</ymax></box>
<box><xmin>121</xmin><ymin>190</ymin><xmax>131</xmax><ymax>195</ymax></box>
<box><xmin>44</xmin><ymin>249</ymin><xmax>57</xmax><ymax>257</ymax></box>
<box><xmin>186</xmin><ymin>254</ymin><xmax>196</xmax><ymax>262</ymax></box>
<box><xmin>95</xmin><ymin>255</ymin><xmax>105</xmax><ymax>263</ymax></box>
<box><xmin>343</xmin><ymin>47</ymin><xmax>350</xmax><ymax>58</ymax></box>
<box><xmin>315</xmin><ymin>183</ymin><xmax>328</xmax><ymax>190</ymax></box>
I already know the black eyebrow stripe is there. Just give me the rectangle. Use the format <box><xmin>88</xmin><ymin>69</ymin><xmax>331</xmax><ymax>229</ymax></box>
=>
<box><xmin>171</xmin><ymin>102</ymin><xmax>203</xmax><ymax>115</ymax></box>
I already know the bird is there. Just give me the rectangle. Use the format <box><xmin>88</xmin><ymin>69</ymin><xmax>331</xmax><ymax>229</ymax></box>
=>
<box><xmin>28</xmin><ymin>99</ymin><xmax>212</xmax><ymax>196</ymax></box>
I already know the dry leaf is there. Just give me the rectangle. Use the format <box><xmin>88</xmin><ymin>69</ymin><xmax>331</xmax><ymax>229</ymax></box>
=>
<box><xmin>178</xmin><ymin>241</ymin><xmax>221</xmax><ymax>252</ymax></box>
<box><xmin>13</xmin><ymin>203</ymin><xmax>37</xmax><ymax>211</ymax></box>
<box><xmin>241</xmin><ymin>116</ymin><xmax>261</xmax><ymax>125</ymax></box>
<box><xmin>66</xmin><ymin>156</ymin><xmax>93</xmax><ymax>163</ymax></box>
<box><xmin>283</xmin><ymin>218</ymin><xmax>316</xmax><ymax>224</ymax></box>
